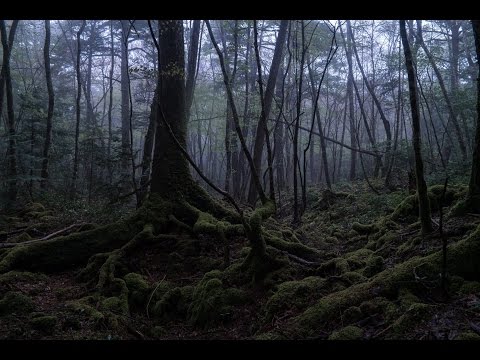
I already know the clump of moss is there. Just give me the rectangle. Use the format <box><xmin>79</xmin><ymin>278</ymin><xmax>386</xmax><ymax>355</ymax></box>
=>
<box><xmin>317</xmin><ymin>258</ymin><xmax>350</xmax><ymax>276</ymax></box>
<box><xmin>340</xmin><ymin>271</ymin><xmax>367</xmax><ymax>285</ymax></box>
<box><xmin>359</xmin><ymin>297</ymin><xmax>398</xmax><ymax>321</ymax></box>
<box><xmin>0</xmin><ymin>291</ymin><xmax>35</xmax><ymax>315</ymax></box>
<box><xmin>0</xmin><ymin>271</ymin><xmax>47</xmax><ymax>285</ymax></box>
<box><xmin>391</xmin><ymin>303</ymin><xmax>432</xmax><ymax>334</ymax></box>
<box><xmin>30</xmin><ymin>315</ymin><xmax>57</xmax><ymax>334</ymax></box>
<box><xmin>459</xmin><ymin>281</ymin><xmax>480</xmax><ymax>295</ymax></box>
<box><xmin>363</xmin><ymin>256</ymin><xmax>385</xmax><ymax>277</ymax></box>
<box><xmin>188</xmin><ymin>272</ymin><xmax>248</xmax><ymax>328</ymax></box>
<box><xmin>352</xmin><ymin>222</ymin><xmax>376</xmax><ymax>235</ymax></box>
<box><xmin>343</xmin><ymin>306</ymin><xmax>363</xmax><ymax>324</ymax></box>
<box><xmin>328</xmin><ymin>325</ymin><xmax>364</xmax><ymax>340</ymax></box>
<box><xmin>124</xmin><ymin>272</ymin><xmax>150</xmax><ymax>309</ymax></box>
<box><xmin>455</xmin><ymin>331</ymin><xmax>480</xmax><ymax>340</ymax></box>
<box><xmin>100</xmin><ymin>296</ymin><xmax>129</xmax><ymax>316</ymax></box>
<box><xmin>345</xmin><ymin>248</ymin><xmax>374</xmax><ymax>270</ymax></box>
<box><xmin>152</xmin><ymin>285</ymin><xmax>194</xmax><ymax>321</ymax></box>
<box><xmin>66</xmin><ymin>297</ymin><xmax>104</xmax><ymax>323</ymax></box>
<box><xmin>263</xmin><ymin>277</ymin><xmax>325</xmax><ymax>322</ymax></box>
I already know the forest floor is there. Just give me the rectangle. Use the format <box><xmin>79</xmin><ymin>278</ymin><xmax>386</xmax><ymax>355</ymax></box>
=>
<box><xmin>1</xmin><ymin>180</ymin><xmax>480</xmax><ymax>340</ymax></box>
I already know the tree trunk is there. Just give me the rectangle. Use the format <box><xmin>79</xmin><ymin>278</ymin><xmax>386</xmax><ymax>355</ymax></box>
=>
<box><xmin>107</xmin><ymin>21</ymin><xmax>115</xmax><ymax>185</ymax></box>
<box><xmin>344</xmin><ymin>21</ymin><xmax>357</xmax><ymax>181</ymax></box>
<box><xmin>71</xmin><ymin>21</ymin><xmax>86</xmax><ymax>198</ymax></box>
<box><xmin>0</xmin><ymin>20</ymin><xmax>19</xmax><ymax>208</ymax></box>
<box><xmin>120</xmin><ymin>20</ymin><xmax>131</xmax><ymax>182</ymax></box>
<box><xmin>466</xmin><ymin>20</ymin><xmax>480</xmax><ymax>213</ymax></box>
<box><xmin>40</xmin><ymin>20</ymin><xmax>54</xmax><ymax>190</ymax></box>
<box><xmin>400</xmin><ymin>20</ymin><xmax>433</xmax><ymax>235</ymax></box>
<box><xmin>185</xmin><ymin>20</ymin><xmax>201</xmax><ymax>122</ymax></box>
<box><xmin>247</xmin><ymin>20</ymin><xmax>289</xmax><ymax>205</ymax></box>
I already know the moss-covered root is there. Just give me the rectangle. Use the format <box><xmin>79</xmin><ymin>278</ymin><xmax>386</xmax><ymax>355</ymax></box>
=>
<box><xmin>275</xmin><ymin>223</ymin><xmax>480</xmax><ymax>338</ymax></box>
<box><xmin>0</xmin><ymin>219</ymin><xmax>144</xmax><ymax>273</ymax></box>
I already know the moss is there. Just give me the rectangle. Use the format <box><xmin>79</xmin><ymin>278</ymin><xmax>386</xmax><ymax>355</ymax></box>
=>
<box><xmin>10</xmin><ymin>232</ymin><xmax>32</xmax><ymax>243</ymax></box>
<box><xmin>151</xmin><ymin>326</ymin><xmax>168</xmax><ymax>338</ymax></box>
<box><xmin>345</xmin><ymin>248</ymin><xmax>373</xmax><ymax>270</ymax></box>
<box><xmin>398</xmin><ymin>289</ymin><xmax>421</xmax><ymax>309</ymax></box>
<box><xmin>455</xmin><ymin>331</ymin><xmax>480</xmax><ymax>340</ymax></box>
<box><xmin>459</xmin><ymin>281</ymin><xmax>480</xmax><ymax>295</ymax></box>
<box><xmin>0</xmin><ymin>219</ymin><xmax>142</xmax><ymax>273</ymax></box>
<box><xmin>340</xmin><ymin>271</ymin><xmax>367</xmax><ymax>285</ymax></box>
<box><xmin>375</xmin><ymin>232</ymin><xmax>397</xmax><ymax>250</ymax></box>
<box><xmin>352</xmin><ymin>222</ymin><xmax>376</xmax><ymax>235</ymax></box>
<box><xmin>359</xmin><ymin>297</ymin><xmax>397</xmax><ymax>320</ymax></box>
<box><xmin>328</xmin><ymin>326</ymin><xmax>364</xmax><ymax>340</ymax></box>
<box><xmin>317</xmin><ymin>258</ymin><xmax>350</xmax><ymax>276</ymax></box>
<box><xmin>100</xmin><ymin>296</ymin><xmax>129</xmax><ymax>316</ymax></box>
<box><xmin>363</xmin><ymin>256</ymin><xmax>385</xmax><ymax>277</ymax></box>
<box><xmin>188</xmin><ymin>274</ymin><xmax>248</xmax><ymax>328</ymax></box>
<box><xmin>30</xmin><ymin>315</ymin><xmax>57</xmax><ymax>334</ymax></box>
<box><xmin>391</xmin><ymin>303</ymin><xmax>431</xmax><ymax>334</ymax></box>
<box><xmin>0</xmin><ymin>271</ymin><xmax>47</xmax><ymax>284</ymax></box>
<box><xmin>240</xmin><ymin>247</ymin><xmax>251</xmax><ymax>258</ymax></box>
<box><xmin>66</xmin><ymin>297</ymin><xmax>104</xmax><ymax>322</ymax></box>
<box><xmin>448</xmin><ymin>275</ymin><xmax>465</xmax><ymax>293</ymax></box>
<box><xmin>152</xmin><ymin>285</ymin><xmax>194</xmax><ymax>321</ymax></box>
<box><xmin>263</xmin><ymin>277</ymin><xmax>325</xmax><ymax>322</ymax></box>
<box><xmin>0</xmin><ymin>291</ymin><xmax>35</xmax><ymax>315</ymax></box>
<box><xmin>343</xmin><ymin>306</ymin><xmax>363</xmax><ymax>324</ymax></box>
<box><xmin>24</xmin><ymin>202</ymin><xmax>46</xmax><ymax>213</ymax></box>
<box><xmin>124</xmin><ymin>273</ymin><xmax>150</xmax><ymax>308</ymax></box>
<box><xmin>264</xmin><ymin>232</ymin><xmax>321</xmax><ymax>261</ymax></box>
<box><xmin>78</xmin><ymin>223</ymin><xmax>97</xmax><ymax>232</ymax></box>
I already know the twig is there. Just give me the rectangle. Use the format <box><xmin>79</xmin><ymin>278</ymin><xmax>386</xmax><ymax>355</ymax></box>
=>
<box><xmin>146</xmin><ymin>275</ymin><xmax>166</xmax><ymax>319</ymax></box>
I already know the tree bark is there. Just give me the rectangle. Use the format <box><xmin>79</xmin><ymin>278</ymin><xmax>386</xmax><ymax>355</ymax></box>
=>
<box><xmin>400</xmin><ymin>20</ymin><xmax>433</xmax><ymax>234</ymax></box>
<box><xmin>40</xmin><ymin>20</ymin><xmax>55</xmax><ymax>189</ymax></box>
<box><xmin>247</xmin><ymin>20</ymin><xmax>289</xmax><ymax>204</ymax></box>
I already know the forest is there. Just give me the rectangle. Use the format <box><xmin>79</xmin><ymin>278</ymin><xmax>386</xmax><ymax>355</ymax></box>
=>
<box><xmin>0</xmin><ymin>19</ymin><xmax>480</xmax><ymax>340</ymax></box>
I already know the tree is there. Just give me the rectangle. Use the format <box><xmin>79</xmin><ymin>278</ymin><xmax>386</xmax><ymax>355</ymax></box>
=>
<box><xmin>400</xmin><ymin>20</ymin><xmax>433</xmax><ymax>234</ymax></box>
<box><xmin>40</xmin><ymin>20</ymin><xmax>55</xmax><ymax>189</ymax></box>
<box><xmin>0</xmin><ymin>20</ymin><xmax>20</xmax><ymax>208</ymax></box>
<box><xmin>465</xmin><ymin>20</ymin><xmax>480</xmax><ymax>213</ymax></box>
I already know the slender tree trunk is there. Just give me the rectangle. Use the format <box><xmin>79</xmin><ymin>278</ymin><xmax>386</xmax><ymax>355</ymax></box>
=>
<box><xmin>185</xmin><ymin>20</ymin><xmax>201</xmax><ymax>122</ymax></box>
<box><xmin>107</xmin><ymin>21</ymin><xmax>115</xmax><ymax>185</ymax></box>
<box><xmin>400</xmin><ymin>20</ymin><xmax>433</xmax><ymax>234</ymax></box>
<box><xmin>466</xmin><ymin>20</ymin><xmax>480</xmax><ymax>212</ymax></box>
<box><xmin>344</xmin><ymin>21</ymin><xmax>357</xmax><ymax>181</ymax></box>
<box><xmin>71</xmin><ymin>21</ymin><xmax>86</xmax><ymax>198</ymax></box>
<box><xmin>40</xmin><ymin>20</ymin><xmax>54</xmax><ymax>189</ymax></box>
<box><xmin>120</xmin><ymin>20</ymin><xmax>131</xmax><ymax>182</ymax></box>
<box><xmin>247</xmin><ymin>20</ymin><xmax>288</xmax><ymax>204</ymax></box>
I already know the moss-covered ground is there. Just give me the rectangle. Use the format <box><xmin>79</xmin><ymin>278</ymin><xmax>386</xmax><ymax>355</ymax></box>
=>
<box><xmin>1</xmin><ymin>181</ymin><xmax>480</xmax><ymax>340</ymax></box>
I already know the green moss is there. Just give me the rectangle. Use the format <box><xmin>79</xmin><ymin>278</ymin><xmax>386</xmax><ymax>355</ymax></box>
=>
<box><xmin>240</xmin><ymin>247</ymin><xmax>251</xmax><ymax>258</ymax></box>
<box><xmin>264</xmin><ymin>232</ymin><xmax>321</xmax><ymax>261</ymax></box>
<box><xmin>0</xmin><ymin>219</ymin><xmax>142</xmax><ymax>273</ymax></box>
<box><xmin>317</xmin><ymin>258</ymin><xmax>350</xmax><ymax>276</ymax></box>
<box><xmin>398</xmin><ymin>289</ymin><xmax>421</xmax><ymax>309</ymax></box>
<box><xmin>100</xmin><ymin>296</ymin><xmax>129</xmax><ymax>316</ymax></box>
<box><xmin>375</xmin><ymin>232</ymin><xmax>397</xmax><ymax>249</ymax></box>
<box><xmin>152</xmin><ymin>285</ymin><xmax>194</xmax><ymax>321</ymax></box>
<box><xmin>391</xmin><ymin>303</ymin><xmax>431</xmax><ymax>334</ymax></box>
<box><xmin>343</xmin><ymin>306</ymin><xmax>363</xmax><ymax>324</ymax></box>
<box><xmin>188</xmin><ymin>274</ymin><xmax>248</xmax><ymax>328</ymax></box>
<box><xmin>345</xmin><ymin>248</ymin><xmax>373</xmax><ymax>270</ymax></box>
<box><xmin>455</xmin><ymin>331</ymin><xmax>480</xmax><ymax>340</ymax></box>
<box><xmin>66</xmin><ymin>297</ymin><xmax>104</xmax><ymax>322</ymax></box>
<box><xmin>124</xmin><ymin>273</ymin><xmax>150</xmax><ymax>308</ymax></box>
<box><xmin>448</xmin><ymin>275</ymin><xmax>465</xmax><ymax>293</ymax></box>
<box><xmin>0</xmin><ymin>271</ymin><xmax>47</xmax><ymax>284</ymax></box>
<box><xmin>24</xmin><ymin>202</ymin><xmax>46</xmax><ymax>213</ymax></box>
<box><xmin>151</xmin><ymin>326</ymin><xmax>168</xmax><ymax>338</ymax></box>
<box><xmin>459</xmin><ymin>281</ymin><xmax>480</xmax><ymax>295</ymax></box>
<box><xmin>352</xmin><ymin>222</ymin><xmax>376</xmax><ymax>235</ymax></box>
<box><xmin>0</xmin><ymin>291</ymin><xmax>35</xmax><ymax>315</ymax></box>
<box><xmin>11</xmin><ymin>232</ymin><xmax>32</xmax><ymax>243</ymax></box>
<box><xmin>30</xmin><ymin>315</ymin><xmax>57</xmax><ymax>334</ymax></box>
<box><xmin>263</xmin><ymin>277</ymin><xmax>325</xmax><ymax>322</ymax></box>
<box><xmin>340</xmin><ymin>271</ymin><xmax>367</xmax><ymax>285</ymax></box>
<box><xmin>363</xmin><ymin>256</ymin><xmax>385</xmax><ymax>277</ymax></box>
<box><xmin>328</xmin><ymin>326</ymin><xmax>364</xmax><ymax>340</ymax></box>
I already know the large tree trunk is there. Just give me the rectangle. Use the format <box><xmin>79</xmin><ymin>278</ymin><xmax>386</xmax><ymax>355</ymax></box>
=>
<box><xmin>0</xmin><ymin>20</ymin><xmax>19</xmax><ymax>208</ymax></box>
<box><xmin>40</xmin><ymin>20</ymin><xmax>54</xmax><ymax>190</ymax></box>
<box><xmin>107</xmin><ymin>21</ymin><xmax>115</xmax><ymax>185</ymax></box>
<box><xmin>466</xmin><ymin>20</ymin><xmax>480</xmax><ymax>213</ymax></box>
<box><xmin>247</xmin><ymin>20</ymin><xmax>288</xmax><ymax>205</ymax></box>
<box><xmin>400</xmin><ymin>20</ymin><xmax>433</xmax><ymax>235</ymax></box>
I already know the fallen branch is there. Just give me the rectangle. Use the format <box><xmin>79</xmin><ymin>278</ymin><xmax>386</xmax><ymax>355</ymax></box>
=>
<box><xmin>0</xmin><ymin>223</ymin><xmax>85</xmax><ymax>248</ymax></box>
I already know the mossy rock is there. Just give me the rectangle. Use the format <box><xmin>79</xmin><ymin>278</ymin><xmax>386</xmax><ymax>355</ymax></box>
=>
<box><xmin>0</xmin><ymin>291</ymin><xmax>35</xmax><ymax>315</ymax></box>
<box><xmin>152</xmin><ymin>285</ymin><xmax>194</xmax><ymax>321</ymax></box>
<box><xmin>317</xmin><ymin>258</ymin><xmax>350</xmax><ymax>276</ymax></box>
<box><xmin>343</xmin><ymin>306</ymin><xmax>363</xmax><ymax>324</ymax></box>
<box><xmin>263</xmin><ymin>277</ymin><xmax>325</xmax><ymax>322</ymax></box>
<box><xmin>455</xmin><ymin>331</ymin><xmax>480</xmax><ymax>340</ymax></box>
<box><xmin>391</xmin><ymin>303</ymin><xmax>432</xmax><ymax>334</ymax></box>
<box><xmin>363</xmin><ymin>256</ymin><xmax>385</xmax><ymax>277</ymax></box>
<box><xmin>66</xmin><ymin>297</ymin><xmax>104</xmax><ymax>323</ymax></box>
<box><xmin>328</xmin><ymin>325</ymin><xmax>364</xmax><ymax>340</ymax></box>
<box><xmin>352</xmin><ymin>222</ymin><xmax>376</xmax><ymax>235</ymax></box>
<box><xmin>124</xmin><ymin>272</ymin><xmax>150</xmax><ymax>308</ymax></box>
<box><xmin>188</xmin><ymin>273</ymin><xmax>248</xmax><ymax>328</ymax></box>
<box><xmin>30</xmin><ymin>315</ymin><xmax>57</xmax><ymax>334</ymax></box>
<box><xmin>24</xmin><ymin>202</ymin><xmax>46</xmax><ymax>213</ymax></box>
<box><xmin>100</xmin><ymin>296</ymin><xmax>129</xmax><ymax>316</ymax></box>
